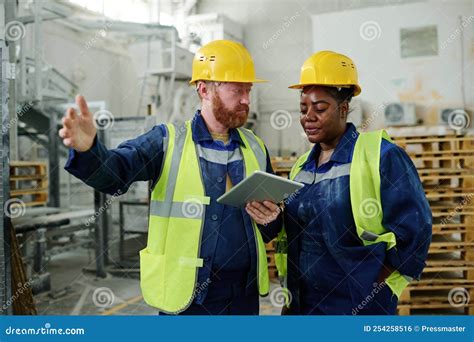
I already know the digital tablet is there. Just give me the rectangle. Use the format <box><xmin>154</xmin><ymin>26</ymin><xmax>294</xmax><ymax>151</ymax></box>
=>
<box><xmin>216</xmin><ymin>170</ymin><xmax>304</xmax><ymax>208</ymax></box>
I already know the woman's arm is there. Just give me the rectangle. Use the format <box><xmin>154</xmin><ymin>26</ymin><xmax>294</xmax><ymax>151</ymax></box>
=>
<box><xmin>379</xmin><ymin>141</ymin><xmax>432</xmax><ymax>279</ymax></box>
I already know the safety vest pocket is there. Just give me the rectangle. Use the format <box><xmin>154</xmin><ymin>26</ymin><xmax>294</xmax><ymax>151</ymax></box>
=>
<box><xmin>139</xmin><ymin>248</ymin><xmax>166</xmax><ymax>309</ymax></box>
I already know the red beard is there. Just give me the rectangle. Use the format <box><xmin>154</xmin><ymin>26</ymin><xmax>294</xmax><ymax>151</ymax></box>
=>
<box><xmin>212</xmin><ymin>93</ymin><xmax>249</xmax><ymax>129</ymax></box>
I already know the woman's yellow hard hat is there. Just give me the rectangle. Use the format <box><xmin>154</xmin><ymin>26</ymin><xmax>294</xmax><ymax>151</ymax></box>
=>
<box><xmin>190</xmin><ymin>40</ymin><xmax>267</xmax><ymax>84</ymax></box>
<box><xmin>289</xmin><ymin>50</ymin><xmax>361</xmax><ymax>96</ymax></box>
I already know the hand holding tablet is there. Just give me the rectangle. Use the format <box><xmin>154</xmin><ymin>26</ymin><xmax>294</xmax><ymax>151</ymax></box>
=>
<box><xmin>217</xmin><ymin>170</ymin><xmax>304</xmax><ymax>208</ymax></box>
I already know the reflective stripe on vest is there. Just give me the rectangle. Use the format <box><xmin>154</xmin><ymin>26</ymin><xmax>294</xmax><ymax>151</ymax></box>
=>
<box><xmin>275</xmin><ymin>130</ymin><xmax>411</xmax><ymax>301</ymax></box>
<box><xmin>141</xmin><ymin>120</ymin><xmax>269</xmax><ymax>314</ymax></box>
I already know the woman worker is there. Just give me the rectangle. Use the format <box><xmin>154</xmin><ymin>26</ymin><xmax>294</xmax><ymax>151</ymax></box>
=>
<box><xmin>246</xmin><ymin>51</ymin><xmax>432</xmax><ymax>315</ymax></box>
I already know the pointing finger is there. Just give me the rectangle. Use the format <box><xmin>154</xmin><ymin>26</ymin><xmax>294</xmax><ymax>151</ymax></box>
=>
<box><xmin>76</xmin><ymin>95</ymin><xmax>91</xmax><ymax>117</ymax></box>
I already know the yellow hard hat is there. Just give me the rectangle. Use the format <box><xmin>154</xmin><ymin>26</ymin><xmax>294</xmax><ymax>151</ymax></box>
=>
<box><xmin>189</xmin><ymin>40</ymin><xmax>266</xmax><ymax>84</ymax></box>
<box><xmin>289</xmin><ymin>50</ymin><xmax>361</xmax><ymax>96</ymax></box>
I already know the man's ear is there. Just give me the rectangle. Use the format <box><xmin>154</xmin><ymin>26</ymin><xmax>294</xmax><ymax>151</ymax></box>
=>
<box><xmin>197</xmin><ymin>81</ymin><xmax>212</xmax><ymax>101</ymax></box>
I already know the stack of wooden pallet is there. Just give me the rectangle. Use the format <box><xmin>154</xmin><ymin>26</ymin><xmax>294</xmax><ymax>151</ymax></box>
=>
<box><xmin>392</xmin><ymin>132</ymin><xmax>474</xmax><ymax>315</ymax></box>
<box><xmin>270</xmin><ymin>156</ymin><xmax>298</xmax><ymax>179</ymax></box>
<box><xmin>10</xmin><ymin>161</ymin><xmax>48</xmax><ymax>207</ymax></box>
<box><xmin>266</xmin><ymin>242</ymin><xmax>278</xmax><ymax>280</ymax></box>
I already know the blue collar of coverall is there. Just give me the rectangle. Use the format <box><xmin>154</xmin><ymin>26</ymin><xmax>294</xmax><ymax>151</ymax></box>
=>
<box><xmin>301</xmin><ymin>122</ymin><xmax>359</xmax><ymax>168</ymax></box>
<box><xmin>191</xmin><ymin>110</ymin><xmax>245</xmax><ymax>146</ymax></box>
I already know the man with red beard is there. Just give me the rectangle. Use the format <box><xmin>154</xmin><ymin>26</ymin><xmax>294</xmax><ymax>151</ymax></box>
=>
<box><xmin>60</xmin><ymin>40</ymin><xmax>281</xmax><ymax>315</ymax></box>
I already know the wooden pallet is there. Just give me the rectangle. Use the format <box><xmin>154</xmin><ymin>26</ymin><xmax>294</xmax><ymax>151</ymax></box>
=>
<box><xmin>268</xmin><ymin>267</ymin><xmax>278</xmax><ymax>279</ymax></box>
<box><xmin>408</xmin><ymin>150</ymin><xmax>474</xmax><ymax>157</ymax></box>
<box><xmin>392</xmin><ymin>135</ymin><xmax>472</xmax><ymax>144</ymax></box>
<box><xmin>393</xmin><ymin>134</ymin><xmax>474</xmax><ymax>170</ymax></box>
<box><xmin>398</xmin><ymin>302</ymin><xmax>474</xmax><ymax>315</ymax></box>
<box><xmin>270</xmin><ymin>157</ymin><xmax>297</xmax><ymax>177</ymax></box>
<box><xmin>266</xmin><ymin>241</ymin><xmax>278</xmax><ymax>278</ymax></box>
<box><xmin>388</xmin><ymin>134</ymin><xmax>474</xmax><ymax>314</ymax></box>
<box><xmin>421</xmin><ymin>260</ymin><xmax>474</xmax><ymax>273</ymax></box>
<box><xmin>10</xmin><ymin>161</ymin><xmax>48</xmax><ymax>206</ymax></box>
<box><xmin>432</xmin><ymin>222</ymin><xmax>472</xmax><ymax>235</ymax></box>
<box><xmin>398</xmin><ymin>279</ymin><xmax>474</xmax><ymax>315</ymax></box>
<box><xmin>430</xmin><ymin>201</ymin><xmax>474</xmax><ymax>219</ymax></box>
<box><xmin>425</xmin><ymin>187</ymin><xmax>474</xmax><ymax>201</ymax></box>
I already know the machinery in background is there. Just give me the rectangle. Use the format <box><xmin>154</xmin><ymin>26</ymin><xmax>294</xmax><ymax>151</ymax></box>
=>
<box><xmin>438</xmin><ymin>107</ymin><xmax>471</xmax><ymax>129</ymax></box>
<box><xmin>384</xmin><ymin>102</ymin><xmax>417</xmax><ymax>126</ymax></box>
<box><xmin>184</xmin><ymin>13</ymin><xmax>244</xmax><ymax>51</ymax></box>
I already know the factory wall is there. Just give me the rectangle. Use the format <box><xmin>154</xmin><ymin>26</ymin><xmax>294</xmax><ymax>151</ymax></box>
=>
<box><xmin>22</xmin><ymin>20</ymin><xmax>141</xmax><ymax>118</ymax></box>
<box><xmin>311</xmin><ymin>1</ymin><xmax>474</xmax><ymax>130</ymax></box>
<box><xmin>197</xmin><ymin>0</ymin><xmax>473</xmax><ymax>156</ymax></box>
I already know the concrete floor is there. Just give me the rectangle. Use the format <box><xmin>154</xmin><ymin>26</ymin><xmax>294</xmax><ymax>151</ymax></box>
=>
<box><xmin>34</xmin><ymin>248</ymin><xmax>281</xmax><ymax>316</ymax></box>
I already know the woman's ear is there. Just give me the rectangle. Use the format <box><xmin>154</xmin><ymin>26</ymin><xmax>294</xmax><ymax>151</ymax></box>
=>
<box><xmin>340</xmin><ymin>101</ymin><xmax>349</xmax><ymax>119</ymax></box>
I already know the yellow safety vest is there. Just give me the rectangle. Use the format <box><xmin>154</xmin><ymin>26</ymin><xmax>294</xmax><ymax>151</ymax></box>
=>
<box><xmin>140</xmin><ymin>120</ymin><xmax>270</xmax><ymax>314</ymax></box>
<box><xmin>275</xmin><ymin>130</ymin><xmax>411</xmax><ymax>305</ymax></box>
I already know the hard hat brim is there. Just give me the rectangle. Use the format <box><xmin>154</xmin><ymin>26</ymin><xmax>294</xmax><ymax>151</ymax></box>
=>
<box><xmin>288</xmin><ymin>83</ymin><xmax>361</xmax><ymax>96</ymax></box>
<box><xmin>189</xmin><ymin>77</ymin><xmax>268</xmax><ymax>85</ymax></box>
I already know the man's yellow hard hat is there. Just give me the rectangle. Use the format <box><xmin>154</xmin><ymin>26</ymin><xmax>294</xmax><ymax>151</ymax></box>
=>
<box><xmin>190</xmin><ymin>40</ymin><xmax>266</xmax><ymax>84</ymax></box>
<box><xmin>289</xmin><ymin>50</ymin><xmax>361</xmax><ymax>96</ymax></box>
